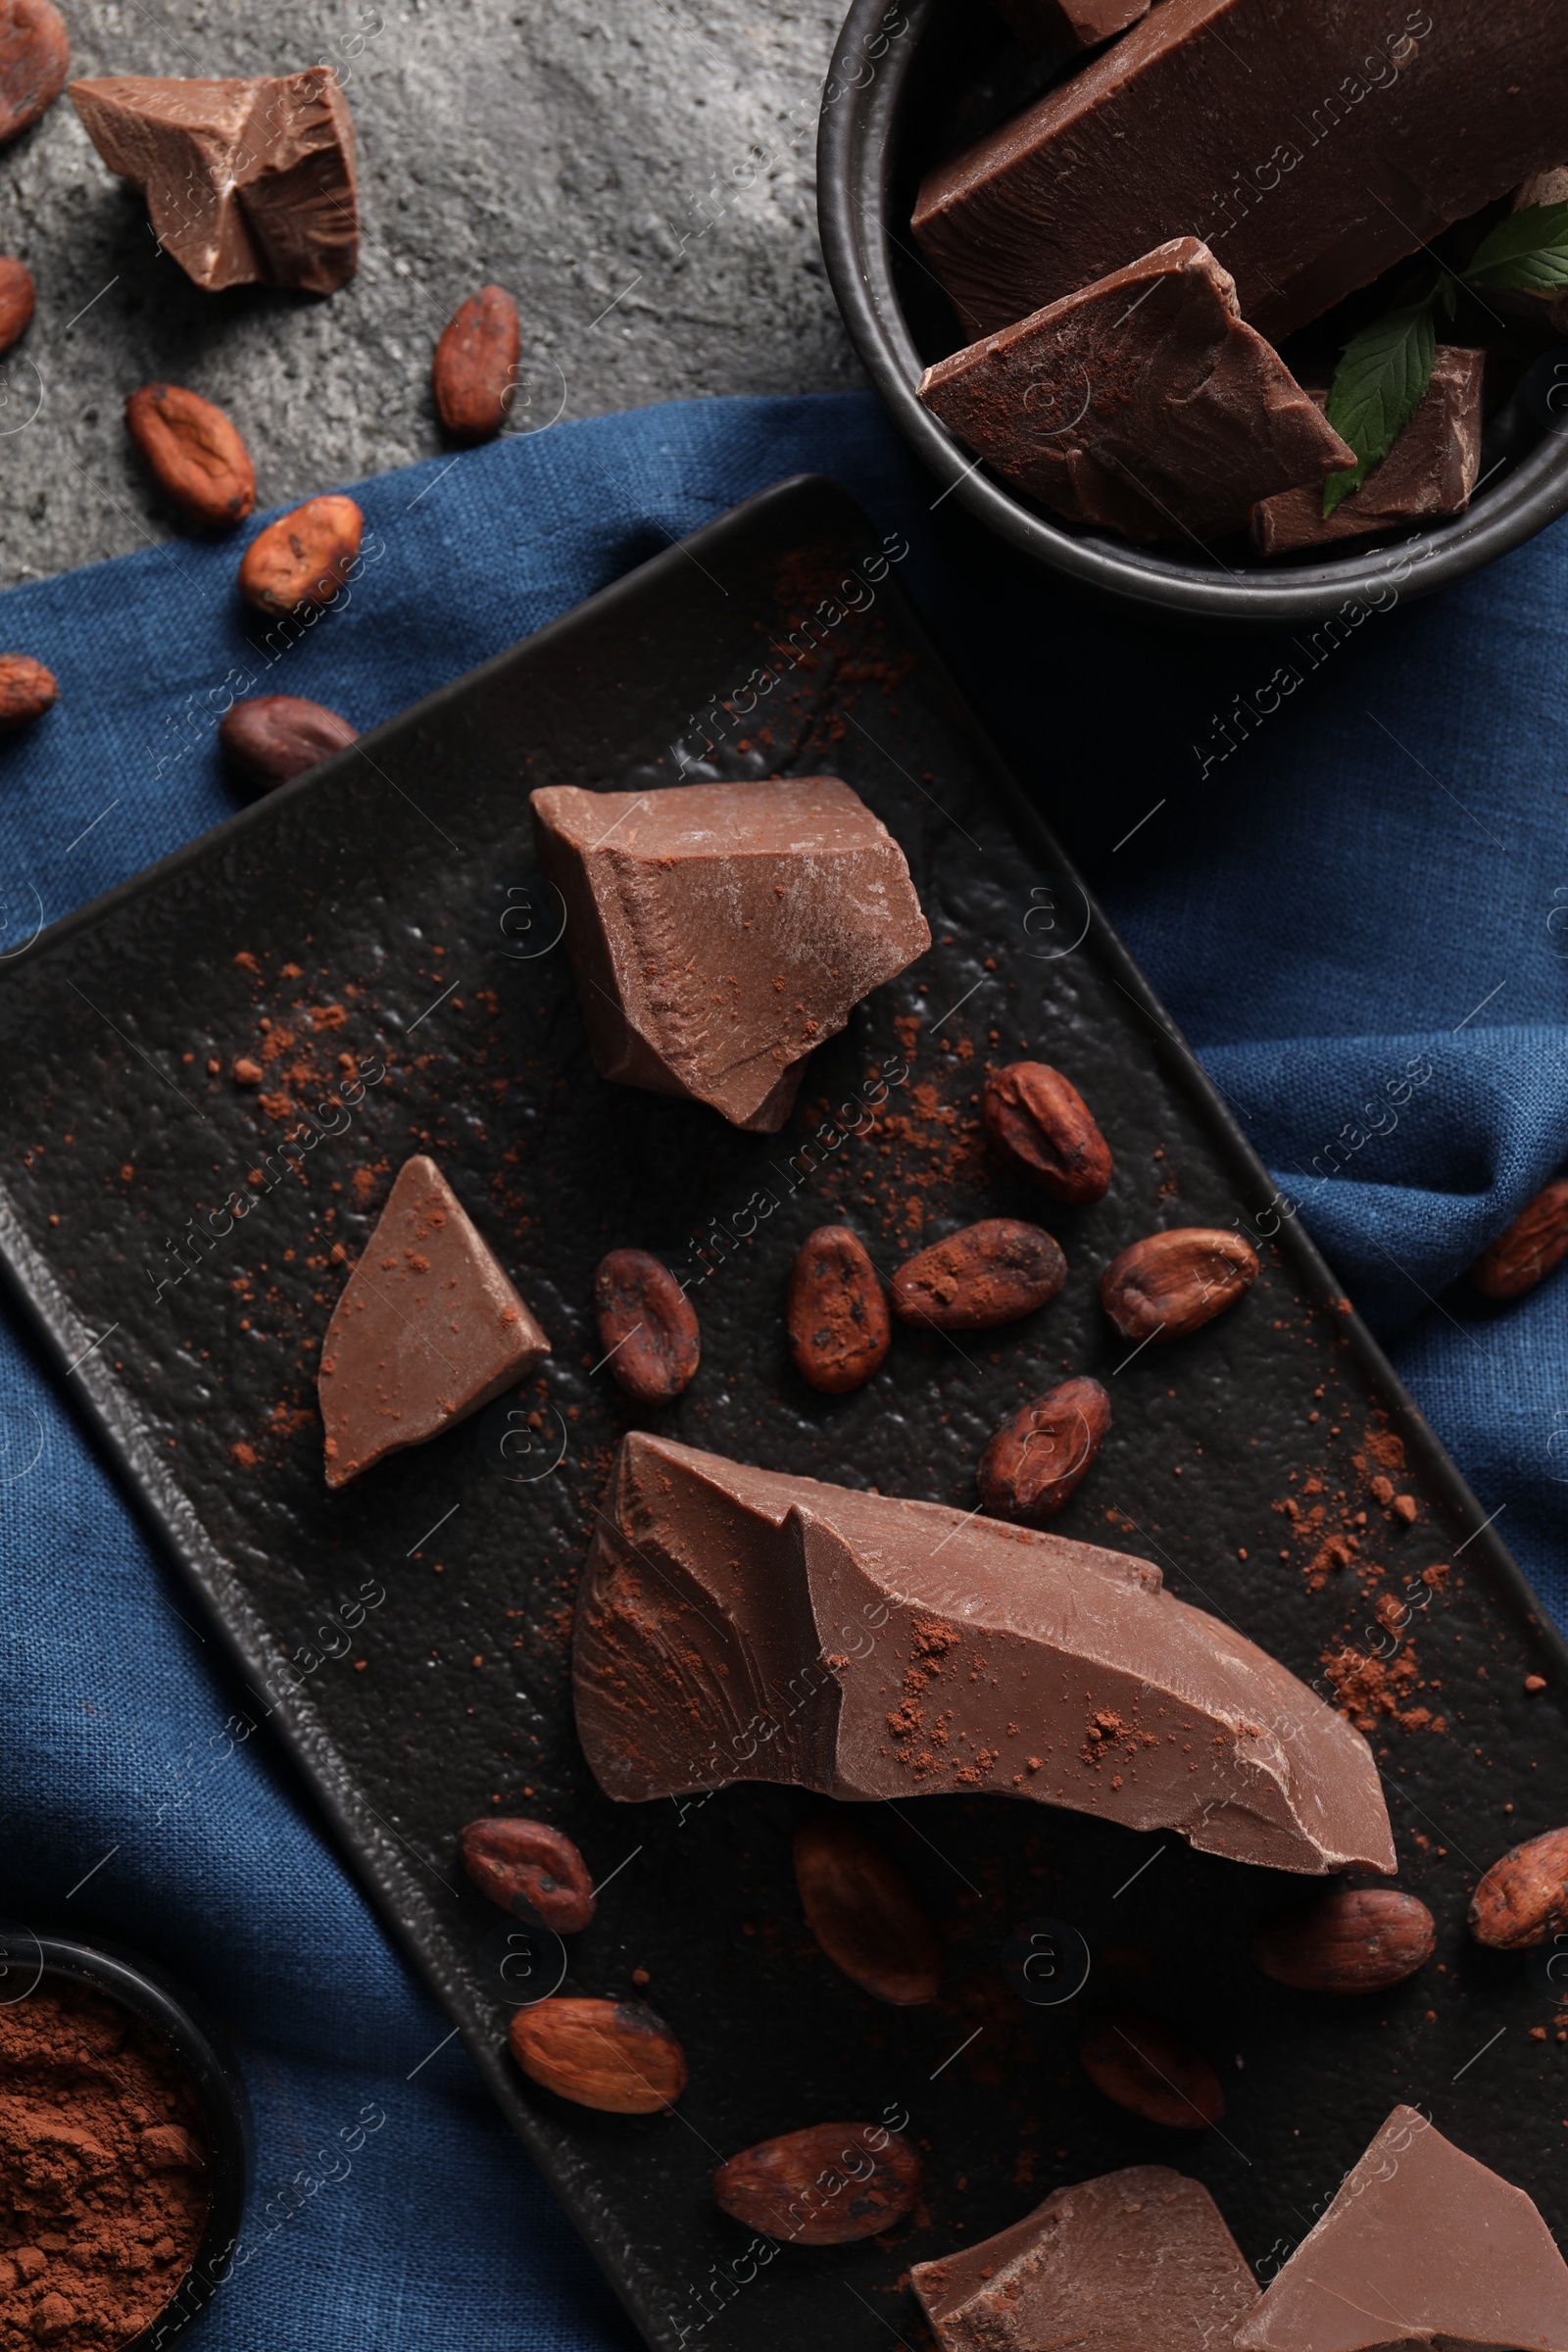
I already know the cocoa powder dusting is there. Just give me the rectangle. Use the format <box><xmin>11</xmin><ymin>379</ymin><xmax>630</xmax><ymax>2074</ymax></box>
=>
<box><xmin>0</xmin><ymin>1984</ymin><xmax>210</xmax><ymax>2352</ymax></box>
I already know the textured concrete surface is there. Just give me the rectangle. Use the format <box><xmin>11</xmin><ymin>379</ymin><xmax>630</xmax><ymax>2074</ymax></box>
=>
<box><xmin>0</xmin><ymin>0</ymin><xmax>858</xmax><ymax>586</ymax></box>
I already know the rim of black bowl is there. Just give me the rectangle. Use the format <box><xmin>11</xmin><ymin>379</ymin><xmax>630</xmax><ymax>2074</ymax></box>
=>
<box><xmin>817</xmin><ymin>0</ymin><xmax>1568</xmax><ymax>623</ymax></box>
<box><xmin>3</xmin><ymin>1928</ymin><xmax>253</xmax><ymax>2352</ymax></box>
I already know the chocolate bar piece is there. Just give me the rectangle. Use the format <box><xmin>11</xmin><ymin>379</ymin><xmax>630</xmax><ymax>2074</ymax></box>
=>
<box><xmin>1236</xmin><ymin>2106</ymin><xmax>1568</xmax><ymax>2352</ymax></box>
<box><xmin>918</xmin><ymin>239</ymin><xmax>1351</xmax><ymax>544</ymax></box>
<box><xmin>1251</xmin><ymin>347</ymin><xmax>1485</xmax><ymax>554</ymax></box>
<box><xmin>319</xmin><ymin>1155</ymin><xmax>549</xmax><ymax>1487</ymax></box>
<box><xmin>572</xmin><ymin>1433</ymin><xmax>1396</xmax><ymax>1876</ymax></box>
<box><xmin>531</xmin><ymin>777</ymin><xmax>929</xmax><ymax>1134</ymax></box>
<box><xmin>913</xmin><ymin>1</ymin><xmax>1568</xmax><ymax>344</ymax></box>
<box><xmin>989</xmin><ymin>0</ymin><xmax>1150</xmax><ymax>52</ymax></box>
<box><xmin>911</xmin><ymin>2167</ymin><xmax>1257</xmax><ymax>2352</ymax></box>
<box><xmin>70</xmin><ymin>72</ymin><xmax>358</xmax><ymax>294</ymax></box>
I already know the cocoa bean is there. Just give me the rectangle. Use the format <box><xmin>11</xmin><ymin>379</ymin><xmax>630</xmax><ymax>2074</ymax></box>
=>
<box><xmin>713</xmin><ymin>2122</ymin><xmax>924</xmax><ymax>2245</ymax></box>
<box><xmin>1101</xmin><ymin>1227</ymin><xmax>1258</xmax><ymax>1344</ymax></box>
<box><xmin>891</xmin><ymin>1218</ymin><xmax>1066</xmax><ymax>1332</ymax></box>
<box><xmin>0</xmin><ymin>255</ymin><xmax>33</xmax><ymax>354</ymax></box>
<box><xmin>510</xmin><ymin>1996</ymin><xmax>687</xmax><ymax>2113</ymax></box>
<box><xmin>978</xmin><ymin>1376</ymin><xmax>1109</xmax><ymax>1525</ymax></box>
<box><xmin>0</xmin><ymin>652</ymin><xmax>56</xmax><ymax>732</ymax></box>
<box><xmin>793</xmin><ymin>1814</ymin><xmax>940</xmax><ymax>2005</ymax></box>
<box><xmin>787</xmin><ymin>1226</ymin><xmax>891</xmax><ymax>1394</ymax></box>
<box><xmin>982</xmin><ymin>1061</ymin><xmax>1113</xmax><ymax>1204</ymax></box>
<box><xmin>124</xmin><ymin>382</ymin><xmax>255</xmax><ymax>530</ymax></box>
<box><xmin>1470</xmin><ymin>1179</ymin><xmax>1568</xmax><ymax>1302</ymax></box>
<box><xmin>433</xmin><ymin>283</ymin><xmax>521</xmax><ymax>445</ymax></box>
<box><xmin>1252</xmin><ymin>1886</ymin><xmax>1435</xmax><ymax>1991</ymax></box>
<box><xmin>594</xmin><ymin>1249</ymin><xmax>700</xmax><ymax>1403</ymax></box>
<box><xmin>220</xmin><ymin>696</ymin><xmax>358</xmax><ymax>792</ymax></box>
<box><xmin>238</xmin><ymin>493</ymin><xmax>363</xmax><ymax>615</ymax></box>
<box><xmin>461</xmin><ymin>1817</ymin><xmax>596</xmax><ymax>1934</ymax></box>
<box><xmin>1469</xmin><ymin>1825</ymin><xmax>1568</xmax><ymax>1949</ymax></box>
<box><xmin>0</xmin><ymin>1</ymin><xmax>69</xmax><ymax>146</ymax></box>
<box><xmin>1078</xmin><ymin>2011</ymin><xmax>1223</xmax><ymax>2129</ymax></box>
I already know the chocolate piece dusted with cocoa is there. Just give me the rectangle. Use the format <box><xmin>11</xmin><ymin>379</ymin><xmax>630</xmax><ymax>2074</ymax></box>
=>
<box><xmin>220</xmin><ymin>694</ymin><xmax>358</xmax><ymax>791</ymax></box>
<box><xmin>461</xmin><ymin>1817</ymin><xmax>595</xmax><ymax>1933</ymax></box>
<box><xmin>1252</xmin><ymin>349</ymin><xmax>1485</xmax><ymax>554</ymax></box>
<box><xmin>594</xmin><ymin>1248</ymin><xmax>700</xmax><ymax>1403</ymax></box>
<box><xmin>918</xmin><ymin>241</ymin><xmax>1350</xmax><ymax>545</ymax></box>
<box><xmin>530</xmin><ymin>777</ymin><xmax>929</xmax><ymax>1133</ymax></box>
<box><xmin>1236</xmin><ymin>2106</ymin><xmax>1568</xmax><ymax>2352</ymax></box>
<box><xmin>70</xmin><ymin>71</ymin><xmax>358</xmax><ymax>293</ymax></box>
<box><xmin>0</xmin><ymin>1</ymin><xmax>68</xmax><ymax>147</ymax></box>
<box><xmin>912</xmin><ymin>2165</ymin><xmax>1255</xmax><ymax>2352</ymax></box>
<box><xmin>988</xmin><ymin>0</ymin><xmax>1150</xmax><ymax>51</ymax></box>
<box><xmin>912</xmin><ymin>2</ymin><xmax>1568</xmax><ymax>345</ymax></box>
<box><xmin>572</xmin><ymin>1432</ymin><xmax>1396</xmax><ymax>1876</ymax></box>
<box><xmin>319</xmin><ymin>1153</ymin><xmax>550</xmax><ymax>1487</ymax></box>
<box><xmin>983</xmin><ymin>1061</ymin><xmax>1112</xmax><ymax>1202</ymax></box>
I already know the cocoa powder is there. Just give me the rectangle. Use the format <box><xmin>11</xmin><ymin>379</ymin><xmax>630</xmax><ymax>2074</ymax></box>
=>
<box><xmin>0</xmin><ymin>1983</ymin><xmax>210</xmax><ymax>2352</ymax></box>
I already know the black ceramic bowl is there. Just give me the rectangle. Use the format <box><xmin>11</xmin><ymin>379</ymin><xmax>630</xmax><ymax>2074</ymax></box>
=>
<box><xmin>817</xmin><ymin>0</ymin><xmax>1568</xmax><ymax>622</ymax></box>
<box><xmin>1</xmin><ymin>1928</ymin><xmax>252</xmax><ymax>2352</ymax></box>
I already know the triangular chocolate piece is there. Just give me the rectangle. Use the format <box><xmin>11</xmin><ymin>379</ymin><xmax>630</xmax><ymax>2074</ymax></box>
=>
<box><xmin>530</xmin><ymin>776</ymin><xmax>929</xmax><ymax>1133</ymax></box>
<box><xmin>572</xmin><ymin>1434</ymin><xmax>1395</xmax><ymax>1876</ymax></box>
<box><xmin>1236</xmin><ymin>2106</ymin><xmax>1568</xmax><ymax>2352</ymax></box>
<box><xmin>912</xmin><ymin>2165</ymin><xmax>1256</xmax><ymax>2352</ymax></box>
<box><xmin>319</xmin><ymin>1155</ymin><xmax>549</xmax><ymax>1488</ymax></box>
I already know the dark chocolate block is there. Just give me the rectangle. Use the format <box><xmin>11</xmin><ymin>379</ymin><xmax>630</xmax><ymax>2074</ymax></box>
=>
<box><xmin>70</xmin><ymin>72</ymin><xmax>359</xmax><ymax>294</ymax></box>
<box><xmin>572</xmin><ymin>1433</ymin><xmax>1396</xmax><ymax>1876</ymax></box>
<box><xmin>989</xmin><ymin>0</ymin><xmax>1150</xmax><ymax>52</ymax></box>
<box><xmin>1251</xmin><ymin>346</ymin><xmax>1485</xmax><ymax>555</ymax></box>
<box><xmin>910</xmin><ymin>2166</ymin><xmax>1257</xmax><ymax>2352</ymax></box>
<box><xmin>530</xmin><ymin>775</ymin><xmax>929</xmax><ymax>1134</ymax></box>
<box><xmin>912</xmin><ymin>0</ymin><xmax>1568</xmax><ymax>343</ymax></box>
<box><xmin>918</xmin><ymin>238</ymin><xmax>1352</xmax><ymax>545</ymax></box>
<box><xmin>1236</xmin><ymin>2106</ymin><xmax>1568</xmax><ymax>2352</ymax></box>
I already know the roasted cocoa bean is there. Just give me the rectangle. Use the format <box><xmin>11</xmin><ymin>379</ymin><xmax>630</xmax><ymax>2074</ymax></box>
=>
<box><xmin>793</xmin><ymin>1814</ymin><xmax>940</xmax><ymax>2005</ymax></box>
<box><xmin>891</xmin><ymin>1218</ymin><xmax>1066</xmax><ymax>1332</ymax></box>
<box><xmin>510</xmin><ymin>1996</ymin><xmax>687</xmax><ymax>2113</ymax></box>
<box><xmin>124</xmin><ymin>381</ymin><xmax>255</xmax><ymax>530</ymax></box>
<box><xmin>594</xmin><ymin>1249</ymin><xmax>700</xmax><ymax>1403</ymax></box>
<box><xmin>219</xmin><ymin>695</ymin><xmax>358</xmax><ymax>791</ymax></box>
<box><xmin>0</xmin><ymin>255</ymin><xmax>33</xmax><ymax>354</ymax></box>
<box><xmin>1469</xmin><ymin>1825</ymin><xmax>1568</xmax><ymax>1949</ymax></box>
<box><xmin>982</xmin><ymin>1061</ymin><xmax>1113</xmax><ymax>1204</ymax></box>
<box><xmin>1252</xmin><ymin>1886</ymin><xmax>1435</xmax><ymax>1991</ymax></box>
<box><xmin>0</xmin><ymin>1</ymin><xmax>69</xmax><ymax>146</ymax></box>
<box><xmin>0</xmin><ymin>651</ymin><xmax>56</xmax><ymax>732</ymax></box>
<box><xmin>1078</xmin><ymin>2011</ymin><xmax>1224</xmax><ymax>2130</ymax></box>
<box><xmin>713</xmin><ymin>2122</ymin><xmax>923</xmax><ymax>2245</ymax></box>
<box><xmin>1100</xmin><ymin>1227</ymin><xmax>1258</xmax><ymax>1344</ymax></box>
<box><xmin>461</xmin><ymin>1816</ymin><xmax>596</xmax><ymax>1934</ymax></box>
<box><xmin>978</xmin><ymin>1376</ymin><xmax>1109</xmax><ymax>1524</ymax></box>
<box><xmin>238</xmin><ymin>493</ymin><xmax>364</xmax><ymax>615</ymax></box>
<box><xmin>787</xmin><ymin>1226</ymin><xmax>891</xmax><ymax>1394</ymax></box>
<box><xmin>433</xmin><ymin>283</ymin><xmax>521</xmax><ymax>445</ymax></box>
<box><xmin>1471</xmin><ymin>1180</ymin><xmax>1568</xmax><ymax>1302</ymax></box>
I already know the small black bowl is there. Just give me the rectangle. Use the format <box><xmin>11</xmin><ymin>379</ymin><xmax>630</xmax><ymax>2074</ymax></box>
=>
<box><xmin>1</xmin><ymin>1927</ymin><xmax>252</xmax><ymax>2352</ymax></box>
<box><xmin>817</xmin><ymin>0</ymin><xmax>1568</xmax><ymax>622</ymax></box>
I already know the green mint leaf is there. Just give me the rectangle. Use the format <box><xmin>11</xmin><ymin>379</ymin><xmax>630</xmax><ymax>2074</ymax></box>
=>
<box><xmin>1464</xmin><ymin>201</ymin><xmax>1568</xmax><ymax>294</ymax></box>
<box><xmin>1322</xmin><ymin>297</ymin><xmax>1438</xmax><ymax>517</ymax></box>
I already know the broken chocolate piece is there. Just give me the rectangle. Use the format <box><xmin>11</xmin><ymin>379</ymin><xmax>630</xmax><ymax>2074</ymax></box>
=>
<box><xmin>918</xmin><ymin>240</ymin><xmax>1351</xmax><ymax>544</ymax></box>
<box><xmin>912</xmin><ymin>2</ymin><xmax>1568</xmax><ymax>344</ymax></box>
<box><xmin>911</xmin><ymin>2165</ymin><xmax>1256</xmax><ymax>2352</ymax></box>
<box><xmin>1251</xmin><ymin>349</ymin><xmax>1485</xmax><ymax>554</ymax></box>
<box><xmin>1236</xmin><ymin>2105</ymin><xmax>1568</xmax><ymax>2352</ymax></box>
<box><xmin>572</xmin><ymin>1433</ymin><xmax>1395</xmax><ymax>1876</ymax></box>
<box><xmin>70</xmin><ymin>71</ymin><xmax>358</xmax><ymax>294</ymax></box>
<box><xmin>530</xmin><ymin>777</ymin><xmax>929</xmax><ymax>1134</ymax></box>
<box><xmin>988</xmin><ymin>0</ymin><xmax>1150</xmax><ymax>52</ymax></box>
<box><xmin>319</xmin><ymin>1153</ymin><xmax>549</xmax><ymax>1487</ymax></box>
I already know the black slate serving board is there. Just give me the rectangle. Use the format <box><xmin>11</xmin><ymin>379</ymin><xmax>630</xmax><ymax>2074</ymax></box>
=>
<box><xmin>2</xmin><ymin>475</ymin><xmax>1566</xmax><ymax>2351</ymax></box>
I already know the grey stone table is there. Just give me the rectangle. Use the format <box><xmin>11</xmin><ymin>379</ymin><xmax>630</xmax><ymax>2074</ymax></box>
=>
<box><xmin>0</xmin><ymin>0</ymin><xmax>859</xmax><ymax>588</ymax></box>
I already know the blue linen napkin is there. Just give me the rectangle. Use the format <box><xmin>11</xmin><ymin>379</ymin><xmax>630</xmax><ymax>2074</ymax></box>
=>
<box><xmin>1</xmin><ymin>390</ymin><xmax>1564</xmax><ymax>2347</ymax></box>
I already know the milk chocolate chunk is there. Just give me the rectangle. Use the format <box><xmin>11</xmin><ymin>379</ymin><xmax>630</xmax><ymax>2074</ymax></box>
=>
<box><xmin>1251</xmin><ymin>349</ymin><xmax>1485</xmax><ymax>555</ymax></box>
<box><xmin>1235</xmin><ymin>2105</ymin><xmax>1568</xmax><ymax>2352</ymax></box>
<box><xmin>912</xmin><ymin>0</ymin><xmax>1568</xmax><ymax>344</ymax></box>
<box><xmin>530</xmin><ymin>777</ymin><xmax>929</xmax><ymax>1134</ymax></box>
<box><xmin>988</xmin><ymin>0</ymin><xmax>1150</xmax><ymax>53</ymax></box>
<box><xmin>918</xmin><ymin>240</ymin><xmax>1352</xmax><ymax>544</ymax></box>
<box><xmin>911</xmin><ymin>2166</ymin><xmax>1257</xmax><ymax>2352</ymax></box>
<box><xmin>572</xmin><ymin>1433</ymin><xmax>1395</xmax><ymax>1876</ymax></box>
<box><xmin>70</xmin><ymin>72</ymin><xmax>358</xmax><ymax>294</ymax></box>
<box><xmin>319</xmin><ymin>1154</ymin><xmax>549</xmax><ymax>1487</ymax></box>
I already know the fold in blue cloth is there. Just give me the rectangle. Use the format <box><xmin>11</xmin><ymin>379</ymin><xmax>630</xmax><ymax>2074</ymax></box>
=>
<box><xmin>1</xmin><ymin>392</ymin><xmax>1564</xmax><ymax>2347</ymax></box>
